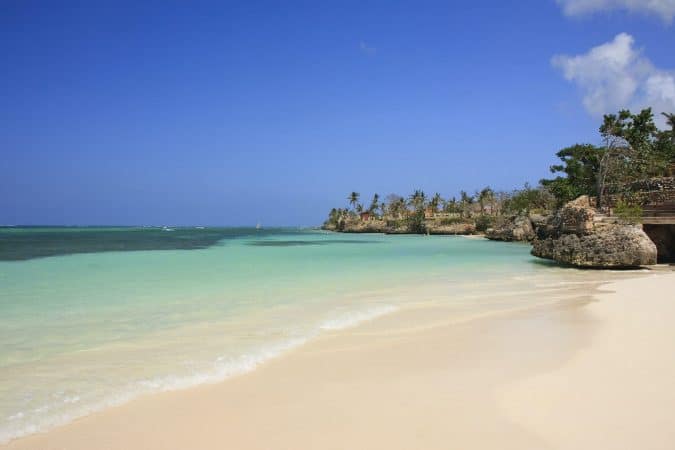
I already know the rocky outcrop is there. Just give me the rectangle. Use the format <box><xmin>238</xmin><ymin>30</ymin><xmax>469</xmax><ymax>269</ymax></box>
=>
<box><xmin>426</xmin><ymin>221</ymin><xmax>476</xmax><ymax>235</ymax></box>
<box><xmin>335</xmin><ymin>219</ymin><xmax>388</xmax><ymax>233</ymax></box>
<box><xmin>322</xmin><ymin>223</ymin><xmax>338</xmax><ymax>231</ymax></box>
<box><xmin>531</xmin><ymin>196</ymin><xmax>657</xmax><ymax>268</ymax></box>
<box><xmin>532</xmin><ymin>225</ymin><xmax>657</xmax><ymax>268</ymax></box>
<box><xmin>323</xmin><ymin>218</ymin><xmax>478</xmax><ymax>235</ymax></box>
<box><xmin>485</xmin><ymin>214</ymin><xmax>535</xmax><ymax>242</ymax></box>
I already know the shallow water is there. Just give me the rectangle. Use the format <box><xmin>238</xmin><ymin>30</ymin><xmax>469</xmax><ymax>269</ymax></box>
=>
<box><xmin>0</xmin><ymin>227</ymin><xmax>624</xmax><ymax>443</ymax></box>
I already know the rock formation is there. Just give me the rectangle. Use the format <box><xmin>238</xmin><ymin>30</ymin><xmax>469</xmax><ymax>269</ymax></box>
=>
<box><xmin>485</xmin><ymin>214</ymin><xmax>536</xmax><ymax>242</ymax></box>
<box><xmin>325</xmin><ymin>218</ymin><xmax>388</xmax><ymax>233</ymax></box>
<box><xmin>426</xmin><ymin>221</ymin><xmax>476</xmax><ymax>235</ymax></box>
<box><xmin>322</xmin><ymin>218</ymin><xmax>477</xmax><ymax>235</ymax></box>
<box><xmin>531</xmin><ymin>196</ymin><xmax>657</xmax><ymax>268</ymax></box>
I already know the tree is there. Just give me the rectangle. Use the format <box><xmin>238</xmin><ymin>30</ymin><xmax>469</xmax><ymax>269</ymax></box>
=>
<box><xmin>540</xmin><ymin>144</ymin><xmax>603</xmax><ymax>206</ymax></box>
<box><xmin>664</xmin><ymin>112</ymin><xmax>675</xmax><ymax>131</ymax></box>
<box><xmin>405</xmin><ymin>209</ymin><xmax>426</xmax><ymax>233</ymax></box>
<box><xmin>347</xmin><ymin>192</ymin><xmax>360</xmax><ymax>211</ymax></box>
<box><xmin>379</xmin><ymin>202</ymin><xmax>387</xmax><ymax>218</ymax></box>
<box><xmin>503</xmin><ymin>183</ymin><xmax>555</xmax><ymax>213</ymax></box>
<box><xmin>459</xmin><ymin>191</ymin><xmax>474</xmax><ymax>218</ymax></box>
<box><xmin>443</xmin><ymin>197</ymin><xmax>459</xmax><ymax>213</ymax></box>
<box><xmin>494</xmin><ymin>191</ymin><xmax>510</xmax><ymax>216</ymax></box>
<box><xmin>478</xmin><ymin>187</ymin><xmax>494</xmax><ymax>214</ymax></box>
<box><xmin>429</xmin><ymin>193</ymin><xmax>443</xmax><ymax>213</ymax></box>
<box><xmin>368</xmin><ymin>193</ymin><xmax>380</xmax><ymax>214</ymax></box>
<box><xmin>326</xmin><ymin>208</ymin><xmax>338</xmax><ymax>226</ymax></box>
<box><xmin>656</xmin><ymin>112</ymin><xmax>675</xmax><ymax>173</ymax></box>
<box><xmin>385</xmin><ymin>194</ymin><xmax>404</xmax><ymax>219</ymax></box>
<box><xmin>408</xmin><ymin>189</ymin><xmax>426</xmax><ymax>211</ymax></box>
<box><xmin>596</xmin><ymin>109</ymin><xmax>660</xmax><ymax>208</ymax></box>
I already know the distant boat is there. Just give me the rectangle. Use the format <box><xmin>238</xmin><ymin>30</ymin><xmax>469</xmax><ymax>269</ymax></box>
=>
<box><xmin>256</xmin><ymin>222</ymin><xmax>262</xmax><ymax>230</ymax></box>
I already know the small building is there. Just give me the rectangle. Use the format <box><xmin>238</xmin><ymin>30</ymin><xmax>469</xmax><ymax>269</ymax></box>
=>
<box><xmin>359</xmin><ymin>211</ymin><xmax>372</xmax><ymax>221</ymax></box>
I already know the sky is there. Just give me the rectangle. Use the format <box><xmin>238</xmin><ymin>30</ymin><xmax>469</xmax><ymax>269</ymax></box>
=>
<box><xmin>2</xmin><ymin>0</ymin><xmax>674</xmax><ymax>226</ymax></box>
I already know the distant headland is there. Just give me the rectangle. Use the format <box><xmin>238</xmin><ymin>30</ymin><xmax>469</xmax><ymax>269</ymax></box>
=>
<box><xmin>323</xmin><ymin>108</ymin><xmax>675</xmax><ymax>268</ymax></box>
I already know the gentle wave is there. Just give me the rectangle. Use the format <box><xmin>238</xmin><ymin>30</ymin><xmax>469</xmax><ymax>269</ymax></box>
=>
<box><xmin>319</xmin><ymin>305</ymin><xmax>399</xmax><ymax>331</ymax></box>
<box><xmin>0</xmin><ymin>304</ymin><xmax>399</xmax><ymax>445</ymax></box>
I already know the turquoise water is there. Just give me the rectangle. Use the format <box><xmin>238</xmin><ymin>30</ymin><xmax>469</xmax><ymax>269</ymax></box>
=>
<box><xmin>0</xmin><ymin>227</ymin><xmax>590</xmax><ymax>443</ymax></box>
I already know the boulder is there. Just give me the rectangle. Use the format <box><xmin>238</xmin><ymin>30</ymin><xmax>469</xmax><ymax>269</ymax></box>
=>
<box><xmin>528</xmin><ymin>213</ymin><xmax>548</xmax><ymax>229</ymax></box>
<box><xmin>485</xmin><ymin>214</ymin><xmax>535</xmax><ymax>242</ymax></box>
<box><xmin>531</xmin><ymin>196</ymin><xmax>657</xmax><ymax>268</ymax></box>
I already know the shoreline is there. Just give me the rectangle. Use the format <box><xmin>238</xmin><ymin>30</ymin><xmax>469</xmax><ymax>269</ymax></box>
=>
<box><xmin>3</xmin><ymin>268</ymin><xmax>674</xmax><ymax>449</ymax></box>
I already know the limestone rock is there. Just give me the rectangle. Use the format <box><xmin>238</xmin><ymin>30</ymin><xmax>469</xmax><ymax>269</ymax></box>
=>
<box><xmin>485</xmin><ymin>214</ymin><xmax>535</xmax><ymax>242</ymax></box>
<box><xmin>340</xmin><ymin>219</ymin><xmax>387</xmax><ymax>233</ymax></box>
<box><xmin>426</xmin><ymin>222</ymin><xmax>476</xmax><ymax>235</ymax></box>
<box><xmin>531</xmin><ymin>196</ymin><xmax>657</xmax><ymax>268</ymax></box>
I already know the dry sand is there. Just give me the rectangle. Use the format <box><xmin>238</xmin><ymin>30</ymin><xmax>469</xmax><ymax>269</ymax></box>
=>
<box><xmin>5</xmin><ymin>270</ymin><xmax>674</xmax><ymax>450</ymax></box>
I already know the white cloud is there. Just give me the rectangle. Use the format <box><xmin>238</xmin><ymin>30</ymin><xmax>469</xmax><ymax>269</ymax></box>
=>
<box><xmin>552</xmin><ymin>33</ymin><xmax>675</xmax><ymax>128</ymax></box>
<box><xmin>557</xmin><ymin>0</ymin><xmax>675</xmax><ymax>22</ymax></box>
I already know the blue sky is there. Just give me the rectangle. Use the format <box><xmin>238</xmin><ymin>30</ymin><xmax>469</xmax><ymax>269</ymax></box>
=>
<box><xmin>2</xmin><ymin>0</ymin><xmax>674</xmax><ymax>226</ymax></box>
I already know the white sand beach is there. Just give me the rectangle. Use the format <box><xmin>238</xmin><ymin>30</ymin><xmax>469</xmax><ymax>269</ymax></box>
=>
<box><xmin>3</xmin><ymin>271</ymin><xmax>674</xmax><ymax>450</ymax></box>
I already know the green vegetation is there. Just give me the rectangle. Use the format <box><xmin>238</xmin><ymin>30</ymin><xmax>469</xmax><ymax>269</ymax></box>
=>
<box><xmin>439</xmin><ymin>217</ymin><xmax>463</xmax><ymax>226</ymax></box>
<box><xmin>614</xmin><ymin>200</ymin><xmax>643</xmax><ymax>224</ymax></box>
<box><xmin>541</xmin><ymin>108</ymin><xmax>675</xmax><ymax>209</ymax></box>
<box><xmin>474</xmin><ymin>215</ymin><xmax>494</xmax><ymax>233</ymax></box>
<box><xmin>405</xmin><ymin>209</ymin><xmax>426</xmax><ymax>234</ymax></box>
<box><xmin>540</xmin><ymin>144</ymin><xmax>603</xmax><ymax>206</ymax></box>
<box><xmin>502</xmin><ymin>184</ymin><xmax>555</xmax><ymax>214</ymax></box>
<box><xmin>323</xmin><ymin>107</ymin><xmax>674</xmax><ymax>232</ymax></box>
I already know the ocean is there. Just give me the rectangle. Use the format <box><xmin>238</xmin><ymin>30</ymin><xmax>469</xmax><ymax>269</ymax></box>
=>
<box><xmin>0</xmin><ymin>227</ymin><xmax>614</xmax><ymax>443</ymax></box>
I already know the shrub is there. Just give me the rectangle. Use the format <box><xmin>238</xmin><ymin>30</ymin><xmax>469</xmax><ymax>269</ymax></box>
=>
<box><xmin>474</xmin><ymin>215</ymin><xmax>494</xmax><ymax>232</ymax></box>
<box><xmin>503</xmin><ymin>184</ymin><xmax>555</xmax><ymax>214</ymax></box>
<box><xmin>439</xmin><ymin>217</ymin><xmax>462</xmax><ymax>226</ymax></box>
<box><xmin>614</xmin><ymin>200</ymin><xmax>643</xmax><ymax>224</ymax></box>
<box><xmin>405</xmin><ymin>209</ymin><xmax>426</xmax><ymax>234</ymax></box>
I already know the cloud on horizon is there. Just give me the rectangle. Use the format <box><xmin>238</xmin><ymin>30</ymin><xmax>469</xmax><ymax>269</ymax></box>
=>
<box><xmin>557</xmin><ymin>0</ymin><xmax>675</xmax><ymax>22</ymax></box>
<box><xmin>552</xmin><ymin>33</ymin><xmax>675</xmax><ymax>128</ymax></box>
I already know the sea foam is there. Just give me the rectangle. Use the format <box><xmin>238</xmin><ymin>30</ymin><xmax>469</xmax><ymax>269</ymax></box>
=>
<box><xmin>319</xmin><ymin>304</ymin><xmax>398</xmax><ymax>330</ymax></box>
<box><xmin>0</xmin><ymin>304</ymin><xmax>400</xmax><ymax>445</ymax></box>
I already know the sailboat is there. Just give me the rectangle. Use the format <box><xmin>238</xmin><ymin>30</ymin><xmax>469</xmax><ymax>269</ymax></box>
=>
<box><xmin>256</xmin><ymin>222</ymin><xmax>262</xmax><ymax>230</ymax></box>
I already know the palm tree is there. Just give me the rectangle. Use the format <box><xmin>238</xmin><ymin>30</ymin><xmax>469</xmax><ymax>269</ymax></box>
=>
<box><xmin>430</xmin><ymin>193</ymin><xmax>442</xmax><ymax>213</ymax></box>
<box><xmin>369</xmin><ymin>193</ymin><xmax>380</xmax><ymax>213</ymax></box>
<box><xmin>408</xmin><ymin>189</ymin><xmax>426</xmax><ymax>211</ymax></box>
<box><xmin>379</xmin><ymin>202</ymin><xmax>387</xmax><ymax>218</ymax></box>
<box><xmin>388</xmin><ymin>200</ymin><xmax>399</xmax><ymax>218</ymax></box>
<box><xmin>443</xmin><ymin>197</ymin><xmax>458</xmax><ymax>213</ymax></box>
<box><xmin>392</xmin><ymin>197</ymin><xmax>407</xmax><ymax>219</ymax></box>
<box><xmin>478</xmin><ymin>187</ymin><xmax>494</xmax><ymax>214</ymax></box>
<box><xmin>459</xmin><ymin>190</ymin><xmax>474</xmax><ymax>218</ymax></box>
<box><xmin>348</xmin><ymin>192</ymin><xmax>360</xmax><ymax>211</ymax></box>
